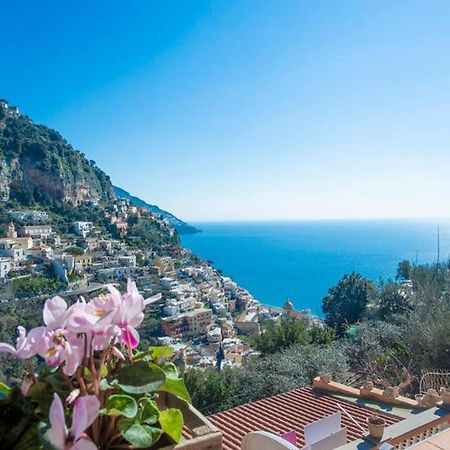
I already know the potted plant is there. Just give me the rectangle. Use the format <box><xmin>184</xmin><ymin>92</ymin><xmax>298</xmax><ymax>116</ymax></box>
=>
<box><xmin>382</xmin><ymin>386</ymin><xmax>399</xmax><ymax>399</ymax></box>
<box><xmin>440</xmin><ymin>387</ymin><xmax>450</xmax><ymax>407</ymax></box>
<box><xmin>420</xmin><ymin>389</ymin><xmax>441</xmax><ymax>407</ymax></box>
<box><xmin>319</xmin><ymin>373</ymin><xmax>332</xmax><ymax>383</ymax></box>
<box><xmin>367</xmin><ymin>414</ymin><xmax>386</xmax><ymax>439</ymax></box>
<box><xmin>0</xmin><ymin>281</ymin><xmax>221</xmax><ymax>449</ymax></box>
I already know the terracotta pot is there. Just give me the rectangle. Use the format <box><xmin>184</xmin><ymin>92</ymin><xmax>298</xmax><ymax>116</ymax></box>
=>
<box><xmin>383</xmin><ymin>386</ymin><xmax>399</xmax><ymax>399</ymax></box>
<box><xmin>421</xmin><ymin>389</ymin><xmax>440</xmax><ymax>407</ymax></box>
<box><xmin>367</xmin><ymin>416</ymin><xmax>385</xmax><ymax>439</ymax></box>
<box><xmin>440</xmin><ymin>388</ymin><xmax>450</xmax><ymax>407</ymax></box>
<box><xmin>320</xmin><ymin>373</ymin><xmax>332</xmax><ymax>383</ymax></box>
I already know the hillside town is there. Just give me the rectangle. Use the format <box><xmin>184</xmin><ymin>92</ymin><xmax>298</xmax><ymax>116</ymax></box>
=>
<box><xmin>0</xmin><ymin>199</ymin><xmax>315</xmax><ymax>372</ymax></box>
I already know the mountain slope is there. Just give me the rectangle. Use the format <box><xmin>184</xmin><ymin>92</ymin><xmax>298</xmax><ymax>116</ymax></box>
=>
<box><xmin>0</xmin><ymin>102</ymin><xmax>114</xmax><ymax>206</ymax></box>
<box><xmin>113</xmin><ymin>186</ymin><xmax>199</xmax><ymax>234</ymax></box>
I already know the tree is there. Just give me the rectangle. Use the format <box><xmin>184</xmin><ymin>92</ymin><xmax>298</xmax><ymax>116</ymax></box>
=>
<box><xmin>397</xmin><ymin>260</ymin><xmax>413</xmax><ymax>281</ymax></box>
<box><xmin>184</xmin><ymin>342</ymin><xmax>349</xmax><ymax>415</ymax></box>
<box><xmin>322</xmin><ymin>272</ymin><xmax>375</xmax><ymax>334</ymax></box>
<box><xmin>255</xmin><ymin>318</ymin><xmax>309</xmax><ymax>355</ymax></box>
<box><xmin>377</xmin><ymin>282</ymin><xmax>411</xmax><ymax>319</ymax></box>
<box><xmin>345</xmin><ymin>320</ymin><xmax>405</xmax><ymax>384</ymax></box>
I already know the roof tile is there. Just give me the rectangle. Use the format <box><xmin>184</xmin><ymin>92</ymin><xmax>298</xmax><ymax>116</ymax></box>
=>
<box><xmin>208</xmin><ymin>386</ymin><xmax>402</xmax><ymax>450</ymax></box>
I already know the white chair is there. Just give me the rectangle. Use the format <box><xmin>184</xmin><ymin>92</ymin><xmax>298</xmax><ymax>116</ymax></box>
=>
<box><xmin>301</xmin><ymin>412</ymin><xmax>347</xmax><ymax>450</ymax></box>
<box><xmin>241</xmin><ymin>431</ymin><xmax>299</xmax><ymax>450</ymax></box>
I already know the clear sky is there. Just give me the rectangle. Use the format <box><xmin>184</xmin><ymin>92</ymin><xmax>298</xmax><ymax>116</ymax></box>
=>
<box><xmin>2</xmin><ymin>1</ymin><xmax>450</xmax><ymax>221</ymax></box>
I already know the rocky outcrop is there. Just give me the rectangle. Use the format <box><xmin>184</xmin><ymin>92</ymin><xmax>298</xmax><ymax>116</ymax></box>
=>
<box><xmin>0</xmin><ymin>109</ymin><xmax>115</xmax><ymax>206</ymax></box>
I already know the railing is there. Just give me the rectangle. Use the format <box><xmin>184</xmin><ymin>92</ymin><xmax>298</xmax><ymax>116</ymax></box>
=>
<box><xmin>419</xmin><ymin>370</ymin><xmax>450</xmax><ymax>396</ymax></box>
<box><xmin>387</xmin><ymin>412</ymin><xmax>450</xmax><ymax>448</ymax></box>
<box><xmin>336</xmin><ymin>406</ymin><xmax>450</xmax><ymax>450</ymax></box>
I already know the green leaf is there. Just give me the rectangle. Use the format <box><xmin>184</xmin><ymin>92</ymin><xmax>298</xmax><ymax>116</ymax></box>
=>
<box><xmin>117</xmin><ymin>361</ymin><xmax>166</xmax><ymax>394</ymax></box>
<box><xmin>82</xmin><ymin>367</ymin><xmax>93</xmax><ymax>381</ymax></box>
<box><xmin>99</xmin><ymin>363</ymin><xmax>108</xmax><ymax>378</ymax></box>
<box><xmin>102</xmin><ymin>394</ymin><xmax>138</xmax><ymax>418</ymax></box>
<box><xmin>45</xmin><ymin>373</ymin><xmax>69</xmax><ymax>395</ymax></box>
<box><xmin>140</xmin><ymin>399</ymin><xmax>159</xmax><ymax>425</ymax></box>
<box><xmin>0</xmin><ymin>382</ymin><xmax>11</xmax><ymax>399</ymax></box>
<box><xmin>132</xmin><ymin>351</ymin><xmax>148</xmax><ymax>362</ymax></box>
<box><xmin>13</xmin><ymin>423</ymin><xmax>41</xmax><ymax>450</ymax></box>
<box><xmin>99</xmin><ymin>378</ymin><xmax>114</xmax><ymax>391</ymax></box>
<box><xmin>161</xmin><ymin>362</ymin><xmax>179</xmax><ymax>380</ymax></box>
<box><xmin>27</xmin><ymin>381</ymin><xmax>48</xmax><ymax>400</ymax></box>
<box><xmin>119</xmin><ymin>420</ymin><xmax>162</xmax><ymax>448</ymax></box>
<box><xmin>159</xmin><ymin>378</ymin><xmax>191</xmax><ymax>403</ymax></box>
<box><xmin>159</xmin><ymin>408</ymin><xmax>183</xmax><ymax>443</ymax></box>
<box><xmin>149</xmin><ymin>346</ymin><xmax>174</xmax><ymax>360</ymax></box>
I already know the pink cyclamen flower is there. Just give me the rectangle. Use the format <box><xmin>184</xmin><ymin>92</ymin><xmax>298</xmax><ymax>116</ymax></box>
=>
<box><xmin>20</xmin><ymin>375</ymin><xmax>34</xmax><ymax>396</ymax></box>
<box><xmin>109</xmin><ymin>280</ymin><xmax>145</xmax><ymax>349</ymax></box>
<box><xmin>49</xmin><ymin>393</ymin><xmax>99</xmax><ymax>450</ymax></box>
<box><xmin>0</xmin><ymin>326</ymin><xmax>41</xmax><ymax>358</ymax></box>
<box><xmin>34</xmin><ymin>297</ymin><xmax>84</xmax><ymax>376</ymax></box>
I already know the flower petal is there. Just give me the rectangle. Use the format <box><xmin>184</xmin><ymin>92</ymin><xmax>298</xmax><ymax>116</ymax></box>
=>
<box><xmin>71</xmin><ymin>395</ymin><xmax>100</xmax><ymax>441</ymax></box>
<box><xmin>49</xmin><ymin>393</ymin><xmax>67</xmax><ymax>449</ymax></box>
<box><xmin>44</xmin><ymin>296</ymin><xmax>68</xmax><ymax>329</ymax></box>
<box><xmin>62</xmin><ymin>343</ymin><xmax>83</xmax><ymax>376</ymax></box>
<box><xmin>0</xmin><ymin>343</ymin><xmax>17</xmax><ymax>355</ymax></box>
<box><xmin>121</xmin><ymin>326</ymin><xmax>140</xmax><ymax>349</ymax></box>
<box><xmin>20</xmin><ymin>375</ymin><xmax>34</xmax><ymax>396</ymax></box>
<box><xmin>70</xmin><ymin>437</ymin><xmax>98</xmax><ymax>450</ymax></box>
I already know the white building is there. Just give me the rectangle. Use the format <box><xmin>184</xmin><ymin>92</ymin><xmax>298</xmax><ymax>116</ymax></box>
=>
<box><xmin>0</xmin><ymin>240</ymin><xmax>25</xmax><ymax>267</ymax></box>
<box><xmin>19</xmin><ymin>225</ymin><xmax>53</xmax><ymax>239</ymax></box>
<box><xmin>0</xmin><ymin>258</ymin><xmax>12</xmax><ymax>279</ymax></box>
<box><xmin>72</xmin><ymin>221</ymin><xmax>93</xmax><ymax>238</ymax></box>
<box><xmin>207</xmin><ymin>327</ymin><xmax>222</xmax><ymax>344</ymax></box>
<box><xmin>8</xmin><ymin>210</ymin><xmax>49</xmax><ymax>222</ymax></box>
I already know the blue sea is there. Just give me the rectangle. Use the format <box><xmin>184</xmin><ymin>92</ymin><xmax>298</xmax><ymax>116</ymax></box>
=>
<box><xmin>180</xmin><ymin>220</ymin><xmax>450</xmax><ymax>316</ymax></box>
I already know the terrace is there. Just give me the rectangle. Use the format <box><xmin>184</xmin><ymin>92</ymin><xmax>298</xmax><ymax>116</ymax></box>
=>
<box><xmin>199</xmin><ymin>378</ymin><xmax>450</xmax><ymax>450</ymax></box>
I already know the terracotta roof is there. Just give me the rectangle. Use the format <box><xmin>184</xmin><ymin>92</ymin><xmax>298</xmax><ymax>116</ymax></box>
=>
<box><xmin>208</xmin><ymin>386</ymin><xmax>402</xmax><ymax>450</ymax></box>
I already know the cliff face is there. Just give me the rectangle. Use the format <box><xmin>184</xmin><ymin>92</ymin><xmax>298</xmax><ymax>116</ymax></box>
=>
<box><xmin>0</xmin><ymin>112</ymin><xmax>115</xmax><ymax>206</ymax></box>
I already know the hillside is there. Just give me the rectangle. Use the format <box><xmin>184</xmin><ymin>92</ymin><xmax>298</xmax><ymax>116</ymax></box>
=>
<box><xmin>0</xmin><ymin>100</ymin><xmax>115</xmax><ymax>206</ymax></box>
<box><xmin>113</xmin><ymin>185</ymin><xmax>200</xmax><ymax>234</ymax></box>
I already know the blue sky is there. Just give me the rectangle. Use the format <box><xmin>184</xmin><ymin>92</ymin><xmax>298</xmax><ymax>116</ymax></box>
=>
<box><xmin>2</xmin><ymin>1</ymin><xmax>450</xmax><ymax>221</ymax></box>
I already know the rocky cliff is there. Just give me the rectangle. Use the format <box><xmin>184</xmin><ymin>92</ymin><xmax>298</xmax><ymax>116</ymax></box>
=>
<box><xmin>0</xmin><ymin>103</ymin><xmax>115</xmax><ymax>206</ymax></box>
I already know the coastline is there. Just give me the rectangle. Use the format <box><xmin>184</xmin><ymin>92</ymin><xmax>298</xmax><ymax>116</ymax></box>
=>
<box><xmin>180</xmin><ymin>220</ymin><xmax>450</xmax><ymax>315</ymax></box>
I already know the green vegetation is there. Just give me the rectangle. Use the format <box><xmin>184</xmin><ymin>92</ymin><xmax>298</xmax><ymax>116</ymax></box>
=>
<box><xmin>254</xmin><ymin>318</ymin><xmax>309</xmax><ymax>355</ymax></box>
<box><xmin>0</xmin><ymin>115</ymin><xmax>114</xmax><ymax>207</ymax></box>
<box><xmin>0</xmin><ymin>297</ymin><xmax>46</xmax><ymax>384</ymax></box>
<box><xmin>65</xmin><ymin>246</ymin><xmax>85</xmax><ymax>256</ymax></box>
<box><xmin>12</xmin><ymin>275</ymin><xmax>65</xmax><ymax>299</ymax></box>
<box><xmin>322</xmin><ymin>272</ymin><xmax>375</xmax><ymax>334</ymax></box>
<box><xmin>185</xmin><ymin>260</ymin><xmax>450</xmax><ymax>415</ymax></box>
<box><xmin>127</xmin><ymin>215</ymin><xmax>179</xmax><ymax>253</ymax></box>
<box><xmin>185</xmin><ymin>342</ymin><xmax>349</xmax><ymax>415</ymax></box>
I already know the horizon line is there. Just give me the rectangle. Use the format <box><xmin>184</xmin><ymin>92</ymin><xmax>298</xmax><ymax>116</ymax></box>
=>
<box><xmin>182</xmin><ymin>216</ymin><xmax>450</xmax><ymax>224</ymax></box>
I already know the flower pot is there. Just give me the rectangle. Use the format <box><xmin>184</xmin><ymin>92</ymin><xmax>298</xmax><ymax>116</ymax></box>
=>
<box><xmin>382</xmin><ymin>386</ymin><xmax>399</xmax><ymax>399</ymax></box>
<box><xmin>421</xmin><ymin>389</ymin><xmax>440</xmax><ymax>408</ymax></box>
<box><xmin>158</xmin><ymin>392</ymin><xmax>223</xmax><ymax>450</ymax></box>
<box><xmin>415</xmin><ymin>394</ymin><xmax>425</xmax><ymax>407</ymax></box>
<box><xmin>440</xmin><ymin>388</ymin><xmax>450</xmax><ymax>407</ymax></box>
<box><xmin>367</xmin><ymin>416</ymin><xmax>386</xmax><ymax>439</ymax></box>
<box><xmin>320</xmin><ymin>373</ymin><xmax>332</xmax><ymax>383</ymax></box>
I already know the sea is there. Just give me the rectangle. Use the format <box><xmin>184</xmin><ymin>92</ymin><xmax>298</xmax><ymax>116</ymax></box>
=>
<box><xmin>180</xmin><ymin>220</ymin><xmax>450</xmax><ymax>316</ymax></box>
